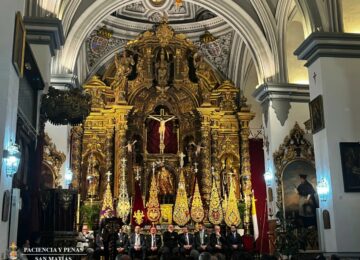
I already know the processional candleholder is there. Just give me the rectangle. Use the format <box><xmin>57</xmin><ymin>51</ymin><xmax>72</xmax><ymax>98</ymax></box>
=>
<box><xmin>116</xmin><ymin>158</ymin><xmax>131</xmax><ymax>223</ymax></box>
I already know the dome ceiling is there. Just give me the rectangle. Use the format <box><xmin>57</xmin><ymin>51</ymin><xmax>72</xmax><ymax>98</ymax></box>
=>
<box><xmin>112</xmin><ymin>0</ymin><xmax>216</xmax><ymax>24</ymax></box>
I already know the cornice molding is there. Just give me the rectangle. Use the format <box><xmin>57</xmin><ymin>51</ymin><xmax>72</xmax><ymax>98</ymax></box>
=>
<box><xmin>50</xmin><ymin>74</ymin><xmax>79</xmax><ymax>88</ymax></box>
<box><xmin>253</xmin><ymin>83</ymin><xmax>310</xmax><ymax>104</ymax></box>
<box><xmin>253</xmin><ymin>83</ymin><xmax>309</xmax><ymax>126</ymax></box>
<box><xmin>23</xmin><ymin>16</ymin><xmax>65</xmax><ymax>56</ymax></box>
<box><xmin>294</xmin><ymin>32</ymin><xmax>360</xmax><ymax>66</ymax></box>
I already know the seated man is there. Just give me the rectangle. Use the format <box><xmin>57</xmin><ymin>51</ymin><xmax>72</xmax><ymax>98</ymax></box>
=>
<box><xmin>178</xmin><ymin>226</ymin><xmax>199</xmax><ymax>259</ymax></box>
<box><xmin>209</xmin><ymin>225</ymin><xmax>227</xmax><ymax>260</ymax></box>
<box><xmin>129</xmin><ymin>225</ymin><xmax>146</xmax><ymax>260</ymax></box>
<box><xmin>226</xmin><ymin>225</ymin><xmax>243</xmax><ymax>259</ymax></box>
<box><xmin>145</xmin><ymin>226</ymin><xmax>162</xmax><ymax>259</ymax></box>
<box><xmin>115</xmin><ymin>226</ymin><xmax>129</xmax><ymax>259</ymax></box>
<box><xmin>161</xmin><ymin>224</ymin><xmax>179</xmax><ymax>258</ymax></box>
<box><xmin>194</xmin><ymin>223</ymin><xmax>211</xmax><ymax>254</ymax></box>
<box><xmin>93</xmin><ymin>231</ymin><xmax>105</xmax><ymax>260</ymax></box>
<box><xmin>76</xmin><ymin>224</ymin><xmax>94</xmax><ymax>259</ymax></box>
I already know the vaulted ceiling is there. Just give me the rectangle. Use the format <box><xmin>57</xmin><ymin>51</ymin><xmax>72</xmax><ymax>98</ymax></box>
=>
<box><xmin>25</xmin><ymin>0</ymin><xmax>348</xmax><ymax>130</ymax></box>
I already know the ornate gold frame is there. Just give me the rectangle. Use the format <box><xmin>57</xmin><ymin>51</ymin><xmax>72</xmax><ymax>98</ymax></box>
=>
<box><xmin>273</xmin><ymin>123</ymin><xmax>315</xmax><ymax>212</ymax></box>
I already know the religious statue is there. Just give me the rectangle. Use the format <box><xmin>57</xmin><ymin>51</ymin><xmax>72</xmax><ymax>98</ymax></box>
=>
<box><xmin>111</xmin><ymin>52</ymin><xmax>134</xmax><ymax>103</ymax></box>
<box><xmin>220</xmin><ymin>155</ymin><xmax>240</xmax><ymax>199</ymax></box>
<box><xmin>155</xmin><ymin>49</ymin><xmax>169</xmax><ymax>87</ymax></box>
<box><xmin>189</xmin><ymin>141</ymin><xmax>205</xmax><ymax>157</ymax></box>
<box><xmin>87</xmin><ymin>154</ymin><xmax>100</xmax><ymax>197</ymax></box>
<box><xmin>123</xmin><ymin>140</ymin><xmax>137</xmax><ymax>153</ymax></box>
<box><xmin>157</xmin><ymin>166</ymin><xmax>174</xmax><ymax>195</ymax></box>
<box><xmin>148</xmin><ymin>109</ymin><xmax>176</xmax><ymax>154</ymax></box>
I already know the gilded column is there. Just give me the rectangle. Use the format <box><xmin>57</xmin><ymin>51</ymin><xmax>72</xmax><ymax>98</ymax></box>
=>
<box><xmin>114</xmin><ymin>106</ymin><xmax>133</xmax><ymax>197</ymax></box>
<box><xmin>197</xmin><ymin>107</ymin><xmax>215</xmax><ymax>205</ymax></box>
<box><xmin>237</xmin><ymin>96</ymin><xmax>255</xmax><ymax>234</ymax></box>
<box><xmin>211</xmin><ymin>128</ymin><xmax>221</xmax><ymax>192</ymax></box>
<box><xmin>105</xmin><ymin>129</ymin><xmax>114</xmax><ymax>172</ymax></box>
<box><xmin>70</xmin><ymin>125</ymin><xmax>84</xmax><ymax>189</ymax></box>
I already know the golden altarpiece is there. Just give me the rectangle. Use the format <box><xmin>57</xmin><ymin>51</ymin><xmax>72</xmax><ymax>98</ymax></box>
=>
<box><xmin>70</xmin><ymin>20</ymin><xmax>255</xmax><ymax>229</ymax></box>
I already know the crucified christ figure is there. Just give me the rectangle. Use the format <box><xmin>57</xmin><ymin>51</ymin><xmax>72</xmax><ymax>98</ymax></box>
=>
<box><xmin>148</xmin><ymin>109</ymin><xmax>176</xmax><ymax>154</ymax></box>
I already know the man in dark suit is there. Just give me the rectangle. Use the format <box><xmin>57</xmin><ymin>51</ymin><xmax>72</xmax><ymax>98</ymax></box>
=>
<box><xmin>129</xmin><ymin>225</ymin><xmax>146</xmax><ymax>260</ymax></box>
<box><xmin>178</xmin><ymin>226</ymin><xmax>199</xmax><ymax>259</ymax></box>
<box><xmin>209</xmin><ymin>225</ymin><xmax>227</xmax><ymax>260</ymax></box>
<box><xmin>115</xmin><ymin>226</ymin><xmax>129</xmax><ymax>259</ymax></box>
<box><xmin>194</xmin><ymin>223</ymin><xmax>211</xmax><ymax>254</ymax></box>
<box><xmin>226</xmin><ymin>225</ymin><xmax>243</xmax><ymax>259</ymax></box>
<box><xmin>145</xmin><ymin>226</ymin><xmax>162</xmax><ymax>259</ymax></box>
<box><xmin>93</xmin><ymin>231</ymin><xmax>105</xmax><ymax>260</ymax></box>
<box><xmin>161</xmin><ymin>224</ymin><xmax>179</xmax><ymax>259</ymax></box>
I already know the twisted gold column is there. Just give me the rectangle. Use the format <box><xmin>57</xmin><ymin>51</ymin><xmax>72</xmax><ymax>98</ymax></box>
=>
<box><xmin>114</xmin><ymin>106</ymin><xmax>133</xmax><ymax>197</ymax></box>
<box><xmin>237</xmin><ymin>96</ymin><xmax>255</xmax><ymax>234</ymax></box>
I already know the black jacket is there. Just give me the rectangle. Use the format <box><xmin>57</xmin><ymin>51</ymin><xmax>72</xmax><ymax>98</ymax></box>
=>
<box><xmin>210</xmin><ymin>233</ymin><xmax>227</xmax><ymax>251</ymax></box>
<box><xmin>146</xmin><ymin>234</ymin><xmax>162</xmax><ymax>249</ymax></box>
<box><xmin>226</xmin><ymin>232</ymin><xmax>242</xmax><ymax>249</ymax></box>
<box><xmin>115</xmin><ymin>232</ymin><xmax>129</xmax><ymax>251</ymax></box>
<box><xmin>194</xmin><ymin>230</ymin><xmax>210</xmax><ymax>249</ymax></box>
<box><xmin>178</xmin><ymin>233</ymin><xmax>195</xmax><ymax>248</ymax></box>
<box><xmin>162</xmin><ymin>231</ymin><xmax>179</xmax><ymax>248</ymax></box>
<box><xmin>129</xmin><ymin>233</ymin><xmax>146</xmax><ymax>249</ymax></box>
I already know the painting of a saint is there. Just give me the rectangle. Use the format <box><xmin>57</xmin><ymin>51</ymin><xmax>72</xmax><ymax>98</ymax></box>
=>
<box><xmin>282</xmin><ymin>160</ymin><xmax>318</xmax><ymax>227</ymax></box>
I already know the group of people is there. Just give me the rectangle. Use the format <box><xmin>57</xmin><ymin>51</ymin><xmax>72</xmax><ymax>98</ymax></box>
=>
<box><xmin>77</xmin><ymin>223</ymin><xmax>246</xmax><ymax>260</ymax></box>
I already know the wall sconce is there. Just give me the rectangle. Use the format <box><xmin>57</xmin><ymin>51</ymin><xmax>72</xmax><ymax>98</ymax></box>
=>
<box><xmin>3</xmin><ymin>141</ymin><xmax>21</xmax><ymax>177</ymax></box>
<box><xmin>317</xmin><ymin>178</ymin><xmax>329</xmax><ymax>201</ymax></box>
<box><xmin>264</xmin><ymin>170</ymin><xmax>273</xmax><ymax>186</ymax></box>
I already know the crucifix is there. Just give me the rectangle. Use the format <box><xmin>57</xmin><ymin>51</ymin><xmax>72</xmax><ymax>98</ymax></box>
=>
<box><xmin>148</xmin><ymin>109</ymin><xmax>176</xmax><ymax>154</ymax></box>
<box><xmin>179</xmin><ymin>152</ymin><xmax>186</xmax><ymax>168</ymax></box>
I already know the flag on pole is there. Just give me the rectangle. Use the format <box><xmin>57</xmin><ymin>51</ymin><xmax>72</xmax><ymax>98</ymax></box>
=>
<box><xmin>131</xmin><ymin>179</ymin><xmax>146</xmax><ymax>226</ymax></box>
<box><xmin>252</xmin><ymin>190</ymin><xmax>259</xmax><ymax>240</ymax></box>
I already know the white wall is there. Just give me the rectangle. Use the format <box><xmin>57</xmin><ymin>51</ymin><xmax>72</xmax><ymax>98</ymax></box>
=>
<box><xmin>0</xmin><ymin>0</ymin><xmax>25</xmax><ymax>257</ymax></box>
<box><xmin>264</xmin><ymin>101</ymin><xmax>310</xmax><ymax>218</ymax></box>
<box><xmin>308</xmin><ymin>57</ymin><xmax>360</xmax><ymax>253</ymax></box>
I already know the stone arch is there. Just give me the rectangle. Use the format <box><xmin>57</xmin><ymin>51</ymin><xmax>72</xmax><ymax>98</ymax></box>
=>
<box><xmin>56</xmin><ymin>0</ymin><xmax>275</xmax><ymax>84</ymax></box>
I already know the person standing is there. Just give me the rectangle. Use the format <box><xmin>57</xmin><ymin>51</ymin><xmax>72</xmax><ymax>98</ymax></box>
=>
<box><xmin>296</xmin><ymin>174</ymin><xmax>317</xmax><ymax>227</ymax></box>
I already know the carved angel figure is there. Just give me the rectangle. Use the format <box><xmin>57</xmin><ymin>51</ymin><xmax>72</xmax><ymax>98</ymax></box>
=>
<box><xmin>111</xmin><ymin>52</ymin><xmax>134</xmax><ymax>103</ymax></box>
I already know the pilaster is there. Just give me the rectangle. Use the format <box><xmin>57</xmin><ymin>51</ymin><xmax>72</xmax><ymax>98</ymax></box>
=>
<box><xmin>295</xmin><ymin>32</ymin><xmax>360</xmax><ymax>254</ymax></box>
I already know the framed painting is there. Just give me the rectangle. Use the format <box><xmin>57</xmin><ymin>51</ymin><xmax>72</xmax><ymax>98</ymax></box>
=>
<box><xmin>309</xmin><ymin>95</ymin><xmax>325</xmax><ymax>134</ymax></box>
<box><xmin>282</xmin><ymin>160</ymin><xmax>317</xmax><ymax>224</ymax></box>
<box><xmin>12</xmin><ymin>12</ymin><xmax>26</xmax><ymax>78</ymax></box>
<box><xmin>2</xmin><ymin>190</ymin><xmax>11</xmax><ymax>222</ymax></box>
<box><xmin>339</xmin><ymin>142</ymin><xmax>360</xmax><ymax>192</ymax></box>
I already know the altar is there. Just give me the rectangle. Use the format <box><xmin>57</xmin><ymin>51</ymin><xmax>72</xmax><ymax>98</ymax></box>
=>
<box><xmin>70</xmin><ymin>18</ymin><xmax>255</xmax><ymax>230</ymax></box>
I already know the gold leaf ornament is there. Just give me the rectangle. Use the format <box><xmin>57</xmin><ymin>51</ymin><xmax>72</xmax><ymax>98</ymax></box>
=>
<box><xmin>190</xmin><ymin>178</ymin><xmax>204</xmax><ymax>223</ymax></box>
<box><xmin>173</xmin><ymin>170</ymin><xmax>190</xmax><ymax>226</ymax></box>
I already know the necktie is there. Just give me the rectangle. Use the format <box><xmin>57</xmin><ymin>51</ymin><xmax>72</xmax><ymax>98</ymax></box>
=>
<box><xmin>200</xmin><ymin>231</ymin><xmax>204</xmax><ymax>245</ymax></box>
<box><xmin>234</xmin><ymin>232</ymin><xmax>236</xmax><ymax>239</ymax></box>
<box><xmin>152</xmin><ymin>235</ymin><xmax>156</xmax><ymax>247</ymax></box>
<box><xmin>136</xmin><ymin>234</ymin><xmax>140</xmax><ymax>246</ymax></box>
<box><xmin>186</xmin><ymin>234</ymin><xmax>189</xmax><ymax>245</ymax></box>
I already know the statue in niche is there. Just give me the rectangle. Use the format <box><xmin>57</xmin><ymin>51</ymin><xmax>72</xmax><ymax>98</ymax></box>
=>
<box><xmin>87</xmin><ymin>154</ymin><xmax>100</xmax><ymax>197</ymax></box>
<box><xmin>155</xmin><ymin>49</ymin><xmax>169</xmax><ymax>87</ymax></box>
<box><xmin>157</xmin><ymin>166</ymin><xmax>174</xmax><ymax>195</ymax></box>
<box><xmin>220</xmin><ymin>155</ymin><xmax>240</xmax><ymax>199</ymax></box>
<box><xmin>111</xmin><ymin>52</ymin><xmax>134</xmax><ymax>103</ymax></box>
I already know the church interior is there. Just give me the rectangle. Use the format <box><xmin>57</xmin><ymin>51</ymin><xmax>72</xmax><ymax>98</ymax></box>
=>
<box><xmin>0</xmin><ymin>0</ymin><xmax>360</xmax><ymax>259</ymax></box>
